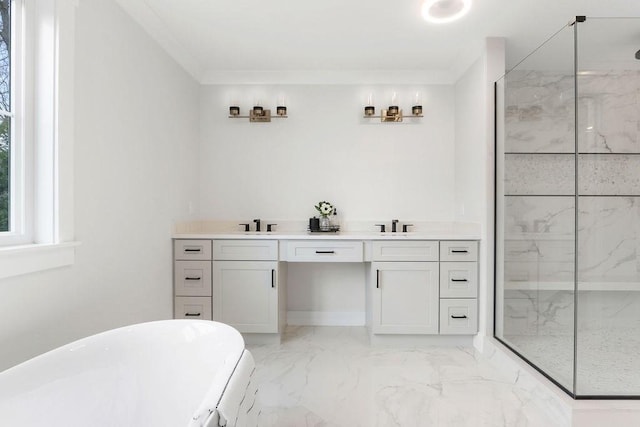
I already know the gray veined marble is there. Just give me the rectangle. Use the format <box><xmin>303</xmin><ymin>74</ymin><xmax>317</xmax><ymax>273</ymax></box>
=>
<box><xmin>499</xmin><ymin>64</ymin><xmax>640</xmax><ymax>400</ymax></box>
<box><xmin>506</xmin><ymin>290</ymin><xmax>640</xmax><ymax>396</ymax></box>
<box><xmin>578</xmin><ymin>71</ymin><xmax>640</xmax><ymax>154</ymax></box>
<box><xmin>503</xmin><ymin>196</ymin><xmax>575</xmax><ymax>289</ymax></box>
<box><xmin>504</xmin><ymin>196</ymin><xmax>575</xmax><ymax>236</ymax></box>
<box><xmin>578</xmin><ymin>197</ymin><xmax>640</xmax><ymax>285</ymax></box>
<box><xmin>504</xmin><ymin>70</ymin><xmax>640</xmax><ymax>154</ymax></box>
<box><xmin>248</xmin><ymin>326</ymin><xmax>568</xmax><ymax>426</ymax></box>
<box><xmin>505</xmin><ymin>71</ymin><xmax>575</xmax><ymax>153</ymax></box>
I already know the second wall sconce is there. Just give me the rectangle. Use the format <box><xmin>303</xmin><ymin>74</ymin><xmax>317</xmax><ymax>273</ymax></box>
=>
<box><xmin>363</xmin><ymin>92</ymin><xmax>423</xmax><ymax>122</ymax></box>
<box><xmin>229</xmin><ymin>95</ymin><xmax>288</xmax><ymax>123</ymax></box>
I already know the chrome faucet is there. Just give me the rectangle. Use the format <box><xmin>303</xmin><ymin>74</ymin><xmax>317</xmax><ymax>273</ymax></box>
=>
<box><xmin>253</xmin><ymin>218</ymin><xmax>261</xmax><ymax>232</ymax></box>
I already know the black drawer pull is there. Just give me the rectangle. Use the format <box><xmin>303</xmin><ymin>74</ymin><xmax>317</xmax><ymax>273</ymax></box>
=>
<box><xmin>451</xmin><ymin>315</ymin><xmax>468</xmax><ymax>319</ymax></box>
<box><xmin>376</xmin><ymin>269</ymin><xmax>380</xmax><ymax>288</ymax></box>
<box><xmin>451</xmin><ymin>278</ymin><xmax>468</xmax><ymax>282</ymax></box>
<box><xmin>315</xmin><ymin>250</ymin><xmax>335</xmax><ymax>254</ymax></box>
<box><xmin>185</xmin><ymin>277</ymin><xmax>201</xmax><ymax>281</ymax></box>
<box><xmin>271</xmin><ymin>269</ymin><xmax>276</xmax><ymax>288</ymax></box>
<box><xmin>451</xmin><ymin>250</ymin><xmax>468</xmax><ymax>254</ymax></box>
<box><xmin>185</xmin><ymin>312</ymin><xmax>201</xmax><ymax>317</ymax></box>
<box><xmin>184</xmin><ymin>248</ymin><xmax>202</xmax><ymax>253</ymax></box>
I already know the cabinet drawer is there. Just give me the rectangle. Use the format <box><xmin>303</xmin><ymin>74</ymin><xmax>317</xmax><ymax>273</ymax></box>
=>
<box><xmin>371</xmin><ymin>240</ymin><xmax>438</xmax><ymax>262</ymax></box>
<box><xmin>440</xmin><ymin>262</ymin><xmax>478</xmax><ymax>298</ymax></box>
<box><xmin>439</xmin><ymin>299</ymin><xmax>478</xmax><ymax>335</ymax></box>
<box><xmin>174</xmin><ymin>260</ymin><xmax>212</xmax><ymax>297</ymax></box>
<box><xmin>174</xmin><ymin>296</ymin><xmax>212</xmax><ymax>320</ymax></box>
<box><xmin>439</xmin><ymin>241</ymin><xmax>478</xmax><ymax>262</ymax></box>
<box><xmin>213</xmin><ymin>240</ymin><xmax>278</xmax><ymax>261</ymax></box>
<box><xmin>286</xmin><ymin>241</ymin><xmax>363</xmax><ymax>262</ymax></box>
<box><xmin>174</xmin><ymin>239</ymin><xmax>212</xmax><ymax>260</ymax></box>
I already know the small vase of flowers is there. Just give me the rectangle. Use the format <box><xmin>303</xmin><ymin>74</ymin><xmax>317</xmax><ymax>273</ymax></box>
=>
<box><xmin>315</xmin><ymin>201</ymin><xmax>334</xmax><ymax>231</ymax></box>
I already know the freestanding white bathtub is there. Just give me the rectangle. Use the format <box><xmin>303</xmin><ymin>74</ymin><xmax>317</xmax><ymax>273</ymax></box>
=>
<box><xmin>0</xmin><ymin>320</ymin><xmax>258</xmax><ymax>427</ymax></box>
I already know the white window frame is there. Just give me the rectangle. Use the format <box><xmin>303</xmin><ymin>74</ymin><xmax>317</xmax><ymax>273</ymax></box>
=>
<box><xmin>0</xmin><ymin>0</ymin><xmax>78</xmax><ymax>279</ymax></box>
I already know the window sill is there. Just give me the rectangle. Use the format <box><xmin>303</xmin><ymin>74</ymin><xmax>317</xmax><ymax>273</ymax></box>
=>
<box><xmin>0</xmin><ymin>241</ymin><xmax>80</xmax><ymax>280</ymax></box>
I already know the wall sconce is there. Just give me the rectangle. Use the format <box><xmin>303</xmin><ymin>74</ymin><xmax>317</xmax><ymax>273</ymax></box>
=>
<box><xmin>363</xmin><ymin>92</ymin><xmax>423</xmax><ymax>122</ymax></box>
<box><xmin>229</xmin><ymin>96</ymin><xmax>288</xmax><ymax>122</ymax></box>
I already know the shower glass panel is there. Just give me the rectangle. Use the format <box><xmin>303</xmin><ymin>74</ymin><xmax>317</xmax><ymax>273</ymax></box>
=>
<box><xmin>575</xmin><ymin>18</ymin><xmax>640</xmax><ymax>397</ymax></box>
<box><xmin>495</xmin><ymin>22</ymin><xmax>577</xmax><ymax>395</ymax></box>
<box><xmin>496</xmin><ymin>17</ymin><xmax>640</xmax><ymax>399</ymax></box>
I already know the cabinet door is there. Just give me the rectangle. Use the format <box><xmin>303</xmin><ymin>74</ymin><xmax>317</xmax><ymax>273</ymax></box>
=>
<box><xmin>213</xmin><ymin>261</ymin><xmax>278</xmax><ymax>333</ymax></box>
<box><xmin>372</xmin><ymin>262</ymin><xmax>439</xmax><ymax>334</ymax></box>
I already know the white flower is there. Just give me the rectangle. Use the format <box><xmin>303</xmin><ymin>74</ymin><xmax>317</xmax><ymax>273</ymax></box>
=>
<box><xmin>315</xmin><ymin>201</ymin><xmax>334</xmax><ymax>217</ymax></box>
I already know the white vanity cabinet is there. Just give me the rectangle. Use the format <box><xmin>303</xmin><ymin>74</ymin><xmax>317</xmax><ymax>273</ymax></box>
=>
<box><xmin>438</xmin><ymin>241</ymin><xmax>478</xmax><ymax>334</ymax></box>
<box><xmin>370</xmin><ymin>241</ymin><xmax>440</xmax><ymax>334</ymax></box>
<box><xmin>212</xmin><ymin>240</ymin><xmax>283</xmax><ymax>334</ymax></box>
<box><xmin>173</xmin><ymin>239</ymin><xmax>213</xmax><ymax>320</ymax></box>
<box><xmin>173</xmin><ymin>235</ymin><xmax>479</xmax><ymax>340</ymax></box>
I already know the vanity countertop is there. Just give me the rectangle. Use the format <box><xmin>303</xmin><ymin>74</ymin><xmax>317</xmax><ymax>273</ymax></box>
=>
<box><xmin>172</xmin><ymin>221</ymin><xmax>481</xmax><ymax>241</ymax></box>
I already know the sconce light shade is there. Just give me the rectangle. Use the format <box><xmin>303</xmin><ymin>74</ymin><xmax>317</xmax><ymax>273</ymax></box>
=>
<box><xmin>363</xmin><ymin>91</ymin><xmax>423</xmax><ymax>122</ymax></box>
<box><xmin>228</xmin><ymin>96</ymin><xmax>288</xmax><ymax>122</ymax></box>
<box><xmin>276</xmin><ymin>94</ymin><xmax>287</xmax><ymax>116</ymax></box>
<box><xmin>412</xmin><ymin>92</ymin><xmax>422</xmax><ymax>115</ymax></box>
<box><xmin>364</xmin><ymin>93</ymin><xmax>375</xmax><ymax>116</ymax></box>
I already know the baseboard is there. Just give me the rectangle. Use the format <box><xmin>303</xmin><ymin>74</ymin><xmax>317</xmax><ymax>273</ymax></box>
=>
<box><xmin>286</xmin><ymin>311</ymin><xmax>365</xmax><ymax>326</ymax></box>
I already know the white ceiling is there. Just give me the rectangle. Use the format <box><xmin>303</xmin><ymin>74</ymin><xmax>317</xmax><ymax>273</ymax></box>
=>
<box><xmin>116</xmin><ymin>0</ymin><xmax>640</xmax><ymax>84</ymax></box>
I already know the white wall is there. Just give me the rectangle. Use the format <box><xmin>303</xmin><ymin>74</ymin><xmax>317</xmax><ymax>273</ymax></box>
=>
<box><xmin>199</xmin><ymin>85</ymin><xmax>456</xmax><ymax>223</ymax></box>
<box><xmin>199</xmin><ymin>84</ymin><xmax>456</xmax><ymax>321</ymax></box>
<box><xmin>454</xmin><ymin>58</ymin><xmax>485</xmax><ymax>223</ymax></box>
<box><xmin>0</xmin><ymin>0</ymin><xmax>199</xmax><ymax>370</ymax></box>
<box><xmin>454</xmin><ymin>38</ymin><xmax>505</xmax><ymax>346</ymax></box>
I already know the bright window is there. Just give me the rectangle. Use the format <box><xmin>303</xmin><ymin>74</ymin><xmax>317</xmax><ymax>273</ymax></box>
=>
<box><xmin>0</xmin><ymin>0</ymin><xmax>77</xmax><ymax>278</ymax></box>
<box><xmin>0</xmin><ymin>0</ymin><xmax>13</xmax><ymax>234</ymax></box>
<box><xmin>0</xmin><ymin>0</ymin><xmax>27</xmax><ymax>245</ymax></box>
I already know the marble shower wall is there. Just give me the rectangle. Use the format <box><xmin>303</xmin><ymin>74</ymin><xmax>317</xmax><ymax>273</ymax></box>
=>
<box><xmin>500</xmin><ymin>70</ymin><xmax>640</xmax><ymax>395</ymax></box>
<box><xmin>578</xmin><ymin>71</ymin><xmax>640</xmax><ymax>153</ymax></box>
<box><xmin>504</xmin><ymin>71</ymin><xmax>575</xmax><ymax>153</ymax></box>
<box><xmin>504</xmin><ymin>70</ymin><xmax>640</xmax><ymax>153</ymax></box>
<box><xmin>578</xmin><ymin>197</ymin><xmax>640</xmax><ymax>285</ymax></box>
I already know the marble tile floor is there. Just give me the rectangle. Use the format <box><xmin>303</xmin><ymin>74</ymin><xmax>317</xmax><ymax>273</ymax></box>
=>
<box><xmin>246</xmin><ymin>326</ymin><xmax>567</xmax><ymax>427</ymax></box>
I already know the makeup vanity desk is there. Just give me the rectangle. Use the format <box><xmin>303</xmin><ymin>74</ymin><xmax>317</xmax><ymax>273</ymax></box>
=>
<box><xmin>172</xmin><ymin>227</ymin><xmax>480</xmax><ymax>344</ymax></box>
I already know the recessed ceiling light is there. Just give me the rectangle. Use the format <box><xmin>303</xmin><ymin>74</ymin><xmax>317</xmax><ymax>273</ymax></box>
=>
<box><xmin>421</xmin><ymin>0</ymin><xmax>472</xmax><ymax>24</ymax></box>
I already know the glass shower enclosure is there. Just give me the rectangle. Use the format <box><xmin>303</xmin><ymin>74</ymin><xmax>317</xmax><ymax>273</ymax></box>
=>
<box><xmin>495</xmin><ymin>17</ymin><xmax>640</xmax><ymax>398</ymax></box>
